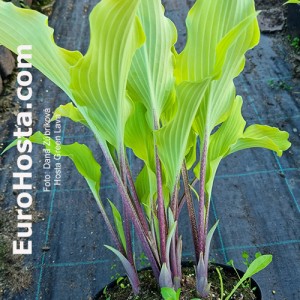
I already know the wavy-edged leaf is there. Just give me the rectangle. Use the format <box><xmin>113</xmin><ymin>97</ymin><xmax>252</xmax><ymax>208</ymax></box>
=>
<box><xmin>204</xmin><ymin>96</ymin><xmax>245</xmax><ymax>195</ymax></box>
<box><xmin>230</xmin><ymin>125</ymin><xmax>291</xmax><ymax>156</ymax></box>
<box><xmin>108</xmin><ymin>200</ymin><xmax>126</xmax><ymax>252</ymax></box>
<box><xmin>0</xmin><ymin>2</ymin><xmax>82</xmax><ymax>98</ymax></box>
<box><xmin>51</xmin><ymin>103</ymin><xmax>89</xmax><ymax>127</ymax></box>
<box><xmin>175</xmin><ymin>0</ymin><xmax>260</xmax><ymax>138</ymax></box>
<box><xmin>156</xmin><ymin>79</ymin><xmax>211</xmax><ymax>190</ymax></box>
<box><xmin>127</xmin><ymin>0</ymin><xmax>177</xmax><ymax>129</ymax></box>
<box><xmin>201</xmin><ymin>96</ymin><xmax>291</xmax><ymax>197</ymax></box>
<box><xmin>175</xmin><ymin>0</ymin><xmax>259</xmax><ymax>83</ymax></box>
<box><xmin>3</xmin><ymin>131</ymin><xmax>101</xmax><ymax>194</ymax></box>
<box><xmin>2</xmin><ymin>132</ymin><xmax>127</xmax><ymax>252</ymax></box>
<box><xmin>70</xmin><ymin>0</ymin><xmax>145</xmax><ymax>150</ymax></box>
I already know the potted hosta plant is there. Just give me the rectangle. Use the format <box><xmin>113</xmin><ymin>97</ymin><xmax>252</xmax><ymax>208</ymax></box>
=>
<box><xmin>0</xmin><ymin>0</ymin><xmax>291</xmax><ymax>298</ymax></box>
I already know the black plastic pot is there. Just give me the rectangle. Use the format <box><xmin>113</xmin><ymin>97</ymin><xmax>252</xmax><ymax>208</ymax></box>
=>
<box><xmin>94</xmin><ymin>261</ymin><xmax>262</xmax><ymax>299</ymax></box>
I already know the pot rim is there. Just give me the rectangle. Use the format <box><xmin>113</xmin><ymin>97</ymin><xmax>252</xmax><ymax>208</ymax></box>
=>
<box><xmin>94</xmin><ymin>261</ymin><xmax>262</xmax><ymax>299</ymax></box>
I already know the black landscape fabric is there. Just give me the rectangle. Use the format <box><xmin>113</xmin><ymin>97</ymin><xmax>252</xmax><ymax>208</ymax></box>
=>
<box><xmin>0</xmin><ymin>0</ymin><xmax>299</xmax><ymax>299</ymax></box>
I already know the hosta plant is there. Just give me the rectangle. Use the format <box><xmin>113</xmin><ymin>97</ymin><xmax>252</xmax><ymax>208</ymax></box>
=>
<box><xmin>0</xmin><ymin>0</ymin><xmax>291</xmax><ymax>298</ymax></box>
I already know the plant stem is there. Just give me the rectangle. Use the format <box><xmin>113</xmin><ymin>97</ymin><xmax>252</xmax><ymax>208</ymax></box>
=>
<box><xmin>100</xmin><ymin>143</ymin><xmax>160</xmax><ymax>279</ymax></box>
<box><xmin>170</xmin><ymin>177</ymin><xmax>179</xmax><ymax>220</ymax></box>
<box><xmin>94</xmin><ymin>197</ymin><xmax>125</xmax><ymax>255</ymax></box>
<box><xmin>170</xmin><ymin>184</ymin><xmax>180</xmax><ymax>282</ymax></box>
<box><xmin>124</xmin><ymin>155</ymin><xmax>161</xmax><ymax>270</ymax></box>
<box><xmin>199</xmin><ymin>134</ymin><xmax>208</xmax><ymax>255</ymax></box>
<box><xmin>204</xmin><ymin>196</ymin><xmax>211</xmax><ymax>243</ymax></box>
<box><xmin>120</xmin><ymin>150</ymin><xmax>134</xmax><ymax>267</ymax></box>
<box><xmin>123</xmin><ymin>202</ymin><xmax>134</xmax><ymax>261</ymax></box>
<box><xmin>178</xmin><ymin>177</ymin><xmax>198</xmax><ymax>214</ymax></box>
<box><xmin>182</xmin><ymin>162</ymin><xmax>200</xmax><ymax>261</ymax></box>
<box><xmin>150</xmin><ymin>217</ymin><xmax>161</xmax><ymax>265</ymax></box>
<box><xmin>155</xmin><ymin>146</ymin><xmax>167</xmax><ymax>264</ymax></box>
<box><xmin>125</xmin><ymin>158</ymin><xmax>149</xmax><ymax>235</ymax></box>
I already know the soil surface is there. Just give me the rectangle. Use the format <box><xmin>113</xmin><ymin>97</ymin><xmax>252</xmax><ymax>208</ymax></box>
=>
<box><xmin>97</xmin><ymin>264</ymin><xmax>258</xmax><ymax>300</ymax></box>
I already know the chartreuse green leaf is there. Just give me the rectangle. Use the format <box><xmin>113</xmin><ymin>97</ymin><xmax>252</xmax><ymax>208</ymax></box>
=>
<box><xmin>51</xmin><ymin>103</ymin><xmax>89</xmax><ymax>128</ymax></box>
<box><xmin>0</xmin><ymin>1</ymin><xmax>82</xmax><ymax>98</ymax></box>
<box><xmin>108</xmin><ymin>200</ymin><xmax>126</xmax><ymax>252</ymax></box>
<box><xmin>284</xmin><ymin>0</ymin><xmax>300</xmax><ymax>3</ymax></box>
<box><xmin>157</xmin><ymin>0</ymin><xmax>261</xmax><ymax>191</ymax></box>
<box><xmin>196</xmin><ymin>15</ymin><xmax>259</xmax><ymax>139</ymax></box>
<box><xmin>3</xmin><ymin>132</ymin><xmax>101</xmax><ymax>196</ymax></box>
<box><xmin>135</xmin><ymin>165</ymin><xmax>157</xmax><ymax>220</ymax></box>
<box><xmin>175</xmin><ymin>0</ymin><xmax>260</xmax><ymax>139</ymax></box>
<box><xmin>125</xmin><ymin>103</ymin><xmax>155</xmax><ymax>168</ymax></box>
<box><xmin>203</xmin><ymin>97</ymin><xmax>291</xmax><ymax>196</ymax></box>
<box><xmin>175</xmin><ymin>1</ymin><xmax>258</xmax><ymax>83</ymax></box>
<box><xmin>70</xmin><ymin>0</ymin><xmax>145</xmax><ymax>150</ymax></box>
<box><xmin>124</xmin><ymin>103</ymin><xmax>157</xmax><ymax>220</ymax></box>
<box><xmin>185</xmin><ymin>131</ymin><xmax>198</xmax><ymax>170</ymax></box>
<box><xmin>2</xmin><ymin>131</ymin><xmax>124</xmax><ymax>255</ymax></box>
<box><xmin>230</xmin><ymin>125</ymin><xmax>291</xmax><ymax>155</ymax></box>
<box><xmin>156</xmin><ymin>79</ymin><xmax>211</xmax><ymax>190</ymax></box>
<box><xmin>225</xmin><ymin>255</ymin><xmax>272</xmax><ymax>300</ymax></box>
<box><xmin>0</xmin><ymin>0</ymin><xmax>145</xmax><ymax>153</ymax></box>
<box><xmin>204</xmin><ymin>96</ymin><xmax>246</xmax><ymax>196</ymax></box>
<box><xmin>127</xmin><ymin>0</ymin><xmax>177</xmax><ymax>129</ymax></box>
<box><xmin>126</xmin><ymin>0</ymin><xmax>177</xmax><ymax>206</ymax></box>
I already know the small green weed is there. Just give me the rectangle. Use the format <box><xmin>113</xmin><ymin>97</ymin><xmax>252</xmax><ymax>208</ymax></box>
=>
<box><xmin>242</xmin><ymin>251</ymin><xmax>262</xmax><ymax>268</ymax></box>
<box><xmin>161</xmin><ymin>287</ymin><xmax>183</xmax><ymax>300</ymax></box>
<box><xmin>102</xmin><ymin>286</ymin><xmax>111</xmax><ymax>300</ymax></box>
<box><xmin>110</xmin><ymin>263</ymin><xmax>121</xmax><ymax>281</ymax></box>
<box><xmin>216</xmin><ymin>253</ymin><xmax>272</xmax><ymax>300</ymax></box>
<box><xmin>267</xmin><ymin>79</ymin><xmax>292</xmax><ymax>91</ymax></box>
